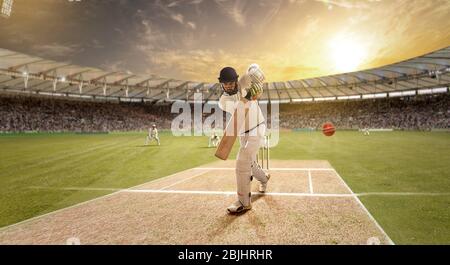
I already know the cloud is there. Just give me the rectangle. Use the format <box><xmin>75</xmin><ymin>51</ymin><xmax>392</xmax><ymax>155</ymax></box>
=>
<box><xmin>130</xmin><ymin>0</ymin><xmax>450</xmax><ymax>82</ymax></box>
<box><xmin>167</xmin><ymin>1</ymin><xmax>179</xmax><ymax>7</ymax></box>
<box><xmin>166</xmin><ymin>0</ymin><xmax>202</xmax><ymax>8</ymax></box>
<box><xmin>253</xmin><ymin>1</ymin><xmax>282</xmax><ymax>33</ymax></box>
<box><xmin>214</xmin><ymin>0</ymin><xmax>247</xmax><ymax>27</ymax></box>
<box><xmin>100</xmin><ymin>60</ymin><xmax>127</xmax><ymax>72</ymax></box>
<box><xmin>170</xmin><ymin>13</ymin><xmax>184</xmax><ymax>24</ymax></box>
<box><xmin>190</xmin><ymin>0</ymin><xmax>204</xmax><ymax>4</ymax></box>
<box><xmin>153</xmin><ymin>1</ymin><xmax>197</xmax><ymax>29</ymax></box>
<box><xmin>137</xmin><ymin>19</ymin><xmax>168</xmax><ymax>50</ymax></box>
<box><xmin>90</xmin><ymin>39</ymin><xmax>104</xmax><ymax>49</ymax></box>
<box><xmin>314</xmin><ymin>0</ymin><xmax>381</xmax><ymax>9</ymax></box>
<box><xmin>137</xmin><ymin>47</ymin><xmax>323</xmax><ymax>82</ymax></box>
<box><xmin>31</xmin><ymin>43</ymin><xmax>83</xmax><ymax>58</ymax></box>
<box><xmin>187</xmin><ymin>21</ymin><xmax>197</xmax><ymax>30</ymax></box>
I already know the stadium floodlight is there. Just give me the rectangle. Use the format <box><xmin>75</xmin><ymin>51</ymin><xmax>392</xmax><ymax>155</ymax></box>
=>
<box><xmin>314</xmin><ymin>97</ymin><xmax>336</xmax><ymax>101</ymax></box>
<box><xmin>1</xmin><ymin>0</ymin><xmax>13</xmax><ymax>18</ymax></box>
<box><xmin>418</xmin><ymin>89</ymin><xmax>433</xmax><ymax>95</ymax></box>
<box><xmin>389</xmin><ymin>90</ymin><xmax>415</xmax><ymax>98</ymax></box>
<box><xmin>292</xmin><ymin>98</ymin><xmax>313</xmax><ymax>102</ymax></box>
<box><xmin>432</xmin><ymin>87</ymin><xmax>447</xmax><ymax>94</ymax></box>
<box><xmin>362</xmin><ymin>94</ymin><xmax>375</xmax><ymax>99</ymax></box>
<box><xmin>337</xmin><ymin>95</ymin><xmax>361</xmax><ymax>100</ymax></box>
<box><xmin>374</xmin><ymin>93</ymin><xmax>387</xmax><ymax>98</ymax></box>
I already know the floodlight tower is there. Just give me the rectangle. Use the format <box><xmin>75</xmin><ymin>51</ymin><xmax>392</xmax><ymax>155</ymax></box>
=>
<box><xmin>1</xmin><ymin>0</ymin><xmax>13</xmax><ymax>18</ymax></box>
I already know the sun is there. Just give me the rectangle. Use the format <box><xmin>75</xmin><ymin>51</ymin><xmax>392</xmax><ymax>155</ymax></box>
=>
<box><xmin>329</xmin><ymin>35</ymin><xmax>366</xmax><ymax>73</ymax></box>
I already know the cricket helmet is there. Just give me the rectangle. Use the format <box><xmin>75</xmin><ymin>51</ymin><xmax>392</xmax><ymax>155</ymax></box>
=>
<box><xmin>218</xmin><ymin>67</ymin><xmax>239</xmax><ymax>95</ymax></box>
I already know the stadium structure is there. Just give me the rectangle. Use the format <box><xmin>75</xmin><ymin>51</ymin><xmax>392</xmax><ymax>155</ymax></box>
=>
<box><xmin>0</xmin><ymin>46</ymin><xmax>449</xmax><ymax>104</ymax></box>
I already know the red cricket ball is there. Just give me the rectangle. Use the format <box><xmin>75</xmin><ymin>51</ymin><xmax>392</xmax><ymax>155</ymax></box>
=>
<box><xmin>322</xmin><ymin>122</ymin><xmax>335</xmax><ymax>136</ymax></box>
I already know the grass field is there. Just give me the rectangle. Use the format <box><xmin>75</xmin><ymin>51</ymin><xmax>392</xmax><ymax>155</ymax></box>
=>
<box><xmin>0</xmin><ymin>131</ymin><xmax>449</xmax><ymax>244</ymax></box>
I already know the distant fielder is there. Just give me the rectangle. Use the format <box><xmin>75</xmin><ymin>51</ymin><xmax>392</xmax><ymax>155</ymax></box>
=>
<box><xmin>208</xmin><ymin>129</ymin><xmax>220</xmax><ymax>148</ymax></box>
<box><xmin>363</xmin><ymin>127</ymin><xmax>370</xmax><ymax>136</ymax></box>
<box><xmin>145</xmin><ymin>124</ymin><xmax>160</xmax><ymax>145</ymax></box>
<box><xmin>217</xmin><ymin>64</ymin><xmax>270</xmax><ymax>214</ymax></box>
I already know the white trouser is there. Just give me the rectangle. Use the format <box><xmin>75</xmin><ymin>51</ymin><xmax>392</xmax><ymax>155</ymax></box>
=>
<box><xmin>209</xmin><ymin>137</ymin><xmax>219</xmax><ymax>147</ymax></box>
<box><xmin>145</xmin><ymin>135</ymin><xmax>160</xmax><ymax>145</ymax></box>
<box><xmin>235</xmin><ymin>124</ymin><xmax>268</xmax><ymax>206</ymax></box>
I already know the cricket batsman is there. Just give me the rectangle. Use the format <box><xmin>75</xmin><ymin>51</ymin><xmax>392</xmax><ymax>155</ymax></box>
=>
<box><xmin>218</xmin><ymin>64</ymin><xmax>270</xmax><ymax>214</ymax></box>
<box><xmin>145</xmin><ymin>124</ymin><xmax>160</xmax><ymax>146</ymax></box>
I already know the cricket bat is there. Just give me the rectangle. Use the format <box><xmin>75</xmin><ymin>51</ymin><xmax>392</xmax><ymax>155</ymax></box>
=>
<box><xmin>215</xmin><ymin>99</ymin><xmax>249</xmax><ymax>160</ymax></box>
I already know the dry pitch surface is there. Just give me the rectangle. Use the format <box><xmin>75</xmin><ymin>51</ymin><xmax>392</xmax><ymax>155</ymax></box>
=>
<box><xmin>0</xmin><ymin>160</ymin><xmax>393</xmax><ymax>245</ymax></box>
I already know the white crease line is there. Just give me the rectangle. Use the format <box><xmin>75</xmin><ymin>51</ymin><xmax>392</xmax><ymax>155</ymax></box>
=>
<box><xmin>28</xmin><ymin>186</ymin><xmax>120</xmax><ymax>192</ymax></box>
<box><xmin>194</xmin><ymin>167</ymin><xmax>335</xmax><ymax>171</ymax></box>
<box><xmin>27</xmin><ymin>186</ymin><xmax>450</xmax><ymax>197</ymax></box>
<box><xmin>332</xmin><ymin>170</ymin><xmax>396</xmax><ymax>245</ymax></box>
<box><xmin>27</xmin><ymin>186</ymin><xmax>352</xmax><ymax>197</ymax></box>
<box><xmin>125</xmin><ymin>189</ymin><xmax>356</xmax><ymax>197</ymax></box>
<box><xmin>27</xmin><ymin>186</ymin><xmax>355</xmax><ymax>197</ymax></box>
<box><xmin>358</xmin><ymin>192</ymin><xmax>450</xmax><ymax>196</ymax></box>
<box><xmin>308</xmin><ymin>170</ymin><xmax>314</xmax><ymax>194</ymax></box>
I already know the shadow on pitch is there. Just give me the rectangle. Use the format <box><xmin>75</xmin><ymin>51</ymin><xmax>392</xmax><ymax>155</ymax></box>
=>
<box><xmin>206</xmin><ymin>193</ymin><xmax>270</xmax><ymax>240</ymax></box>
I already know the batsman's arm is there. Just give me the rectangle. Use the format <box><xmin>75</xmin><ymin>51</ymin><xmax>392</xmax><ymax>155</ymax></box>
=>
<box><xmin>215</xmin><ymin>98</ymin><xmax>250</xmax><ymax>160</ymax></box>
<box><xmin>218</xmin><ymin>93</ymin><xmax>237</xmax><ymax>114</ymax></box>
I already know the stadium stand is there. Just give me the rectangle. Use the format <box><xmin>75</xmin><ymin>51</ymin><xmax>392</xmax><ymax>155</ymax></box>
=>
<box><xmin>0</xmin><ymin>93</ymin><xmax>448</xmax><ymax>132</ymax></box>
<box><xmin>279</xmin><ymin>93</ymin><xmax>449</xmax><ymax>130</ymax></box>
<box><xmin>0</xmin><ymin>94</ymin><xmax>173</xmax><ymax>132</ymax></box>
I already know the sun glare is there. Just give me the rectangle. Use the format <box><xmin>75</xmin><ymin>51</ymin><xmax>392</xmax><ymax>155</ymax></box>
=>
<box><xmin>329</xmin><ymin>35</ymin><xmax>366</xmax><ymax>73</ymax></box>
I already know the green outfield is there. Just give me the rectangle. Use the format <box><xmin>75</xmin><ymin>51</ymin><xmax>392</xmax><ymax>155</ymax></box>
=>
<box><xmin>0</xmin><ymin>131</ymin><xmax>449</xmax><ymax>244</ymax></box>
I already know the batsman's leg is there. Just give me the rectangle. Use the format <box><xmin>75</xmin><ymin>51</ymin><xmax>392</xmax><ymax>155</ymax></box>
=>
<box><xmin>252</xmin><ymin>134</ymin><xmax>270</xmax><ymax>192</ymax></box>
<box><xmin>227</xmin><ymin>135</ymin><xmax>259</xmax><ymax>213</ymax></box>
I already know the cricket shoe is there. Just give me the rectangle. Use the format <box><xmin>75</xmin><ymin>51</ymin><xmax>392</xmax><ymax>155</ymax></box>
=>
<box><xmin>258</xmin><ymin>173</ymin><xmax>271</xmax><ymax>193</ymax></box>
<box><xmin>227</xmin><ymin>201</ymin><xmax>252</xmax><ymax>214</ymax></box>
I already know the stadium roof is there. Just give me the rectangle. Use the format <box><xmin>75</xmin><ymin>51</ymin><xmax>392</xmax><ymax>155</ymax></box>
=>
<box><xmin>0</xmin><ymin>46</ymin><xmax>449</xmax><ymax>104</ymax></box>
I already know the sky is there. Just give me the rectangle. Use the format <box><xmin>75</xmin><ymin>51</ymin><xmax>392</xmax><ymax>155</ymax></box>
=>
<box><xmin>0</xmin><ymin>0</ymin><xmax>449</xmax><ymax>82</ymax></box>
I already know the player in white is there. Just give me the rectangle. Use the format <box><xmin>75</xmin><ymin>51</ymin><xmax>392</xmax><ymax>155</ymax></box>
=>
<box><xmin>208</xmin><ymin>129</ymin><xmax>220</xmax><ymax>148</ymax></box>
<box><xmin>218</xmin><ymin>64</ymin><xmax>270</xmax><ymax>214</ymax></box>
<box><xmin>363</xmin><ymin>127</ymin><xmax>370</xmax><ymax>136</ymax></box>
<box><xmin>145</xmin><ymin>124</ymin><xmax>160</xmax><ymax>145</ymax></box>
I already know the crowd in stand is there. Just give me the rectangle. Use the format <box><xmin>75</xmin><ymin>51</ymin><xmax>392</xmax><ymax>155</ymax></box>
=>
<box><xmin>0</xmin><ymin>95</ymin><xmax>173</xmax><ymax>132</ymax></box>
<box><xmin>0</xmin><ymin>93</ymin><xmax>448</xmax><ymax>132</ymax></box>
<box><xmin>279</xmin><ymin>94</ymin><xmax>449</xmax><ymax>130</ymax></box>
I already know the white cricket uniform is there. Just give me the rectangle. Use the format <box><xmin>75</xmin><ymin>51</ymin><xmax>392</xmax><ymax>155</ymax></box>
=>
<box><xmin>146</xmin><ymin>127</ymin><xmax>160</xmax><ymax>145</ymax></box>
<box><xmin>209</xmin><ymin>132</ymin><xmax>220</xmax><ymax>147</ymax></box>
<box><xmin>218</xmin><ymin>72</ymin><xmax>268</xmax><ymax>207</ymax></box>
